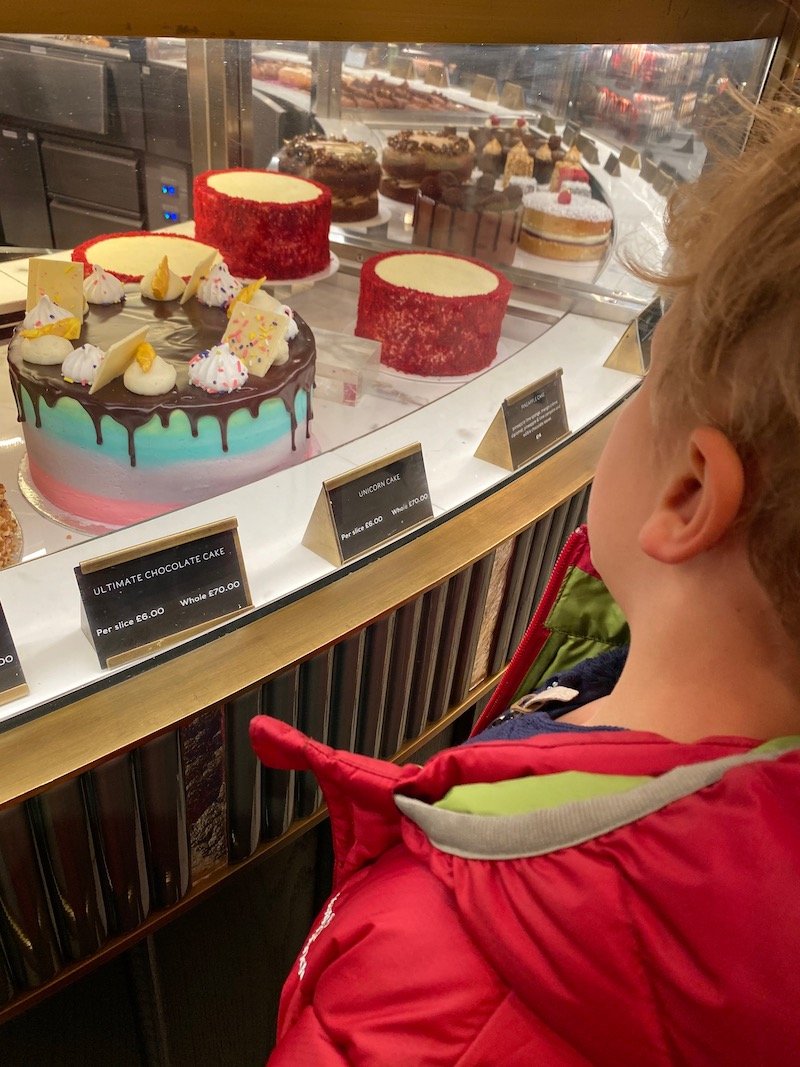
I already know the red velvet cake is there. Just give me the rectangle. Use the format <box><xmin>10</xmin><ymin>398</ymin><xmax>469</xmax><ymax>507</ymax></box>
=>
<box><xmin>356</xmin><ymin>251</ymin><xmax>511</xmax><ymax>377</ymax></box>
<box><xmin>193</xmin><ymin>170</ymin><xmax>331</xmax><ymax>280</ymax></box>
<box><xmin>73</xmin><ymin>232</ymin><xmax>218</xmax><ymax>284</ymax></box>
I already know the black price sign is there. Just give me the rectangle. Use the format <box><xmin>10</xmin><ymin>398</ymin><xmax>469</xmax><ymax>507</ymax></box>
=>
<box><xmin>505</xmin><ymin>370</ymin><xmax>569</xmax><ymax>469</ymax></box>
<box><xmin>475</xmin><ymin>368</ymin><xmax>570</xmax><ymax>471</ymax></box>
<box><xmin>75</xmin><ymin>518</ymin><xmax>252</xmax><ymax>668</ymax></box>
<box><xmin>0</xmin><ymin>603</ymin><xmax>27</xmax><ymax>705</ymax></box>
<box><xmin>303</xmin><ymin>444</ymin><xmax>433</xmax><ymax>565</ymax></box>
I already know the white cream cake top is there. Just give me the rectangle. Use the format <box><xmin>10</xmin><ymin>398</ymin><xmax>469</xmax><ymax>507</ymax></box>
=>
<box><xmin>84</xmin><ymin>235</ymin><xmax>217</xmax><ymax>278</ymax></box>
<box><xmin>319</xmin><ymin>141</ymin><xmax>366</xmax><ymax>158</ymax></box>
<box><xmin>376</xmin><ymin>254</ymin><xmax>499</xmax><ymax>297</ymax></box>
<box><xmin>208</xmin><ymin>171</ymin><xmax>322</xmax><ymax>203</ymax></box>
<box><xmin>410</xmin><ymin>133</ymin><xmax>460</xmax><ymax>148</ymax></box>
<box><xmin>523</xmin><ymin>191</ymin><xmax>613</xmax><ymax>223</ymax></box>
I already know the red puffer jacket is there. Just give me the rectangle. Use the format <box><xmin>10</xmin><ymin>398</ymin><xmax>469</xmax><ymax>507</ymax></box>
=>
<box><xmin>251</xmin><ymin>718</ymin><xmax>800</xmax><ymax>1065</ymax></box>
<box><xmin>250</xmin><ymin>529</ymin><xmax>800</xmax><ymax>1064</ymax></box>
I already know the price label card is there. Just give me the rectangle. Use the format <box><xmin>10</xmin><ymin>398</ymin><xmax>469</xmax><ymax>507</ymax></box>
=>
<box><xmin>576</xmin><ymin>135</ymin><xmax>599</xmax><ymax>165</ymax></box>
<box><xmin>344</xmin><ymin>45</ymin><xmax>368</xmax><ymax>69</ymax></box>
<box><xmin>499</xmin><ymin>82</ymin><xmax>524</xmax><ymax>109</ymax></box>
<box><xmin>0</xmin><ymin>603</ymin><xmax>27</xmax><ymax>705</ymax></box>
<box><xmin>653</xmin><ymin>168</ymin><xmax>676</xmax><ymax>198</ymax></box>
<box><xmin>75</xmin><ymin>518</ymin><xmax>252</xmax><ymax>668</ymax></box>
<box><xmin>476</xmin><ymin>369</ymin><xmax>570</xmax><ymax>471</ymax></box>
<box><xmin>605</xmin><ymin>300</ymin><xmax>662</xmax><ymax>377</ymax></box>
<box><xmin>636</xmin><ymin>296</ymin><xmax>663</xmax><ymax>372</ymax></box>
<box><xmin>619</xmin><ymin>145</ymin><xmax>641</xmax><ymax>169</ymax></box>
<box><xmin>303</xmin><ymin>444</ymin><xmax>433</xmax><ymax>565</ymax></box>
<box><xmin>562</xmin><ymin>121</ymin><xmax>581</xmax><ymax>147</ymax></box>
<box><xmin>389</xmin><ymin>57</ymin><xmax>415</xmax><ymax>80</ymax></box>
<box><xmin>641</xmin><ymin>156</ymin><xmax>658</xmax><ymax>183</ymax></box>
<box><xmin>470</xmin><ymin>74</ymin><xmax>499</xmax><ymax>102</ymax></box>
<box><xmin>424</xmin><ymin>63</ymin><xmax>449</xmax><ymax>88</ymax></box>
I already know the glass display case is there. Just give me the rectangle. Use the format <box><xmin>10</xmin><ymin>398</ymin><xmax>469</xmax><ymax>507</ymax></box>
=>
<box><xmin>0</xmin><ymin>1</ymin><xmax>795</xmax><ymax>1051</ymax></box>
<box><xmin>0</xmin><ymin>30</ymin><xmax>783</xmax><ymax>725</ymax></box>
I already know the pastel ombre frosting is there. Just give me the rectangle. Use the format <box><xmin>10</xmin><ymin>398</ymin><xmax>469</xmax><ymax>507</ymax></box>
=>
<box><xmin>8</xmin><ymin>293</ymin><xmax>315</xmax><ymax>527</ymax></box>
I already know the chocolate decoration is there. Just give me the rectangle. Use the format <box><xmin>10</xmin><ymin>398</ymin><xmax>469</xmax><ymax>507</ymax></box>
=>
<box><xmin>8</xmin><ymin>294</ymin><xmax>315</xmax><ymax>468</ymax></box>
<box><xmin>387</xmin><ymin>130</ymin><xmax>472</xmax><ymax>157</ymax></box>
<box><xmin>279</xmin><ymin>133</ymin><xmax>379</xmax><ymax>171</ymax></box>
<box><xmin>277</xmin><ymin>134</ymin><xmax>381</xmax><ymax>222</ymax></box>
<box><xmin>412</xmin><ymin>187</ymin><xmax>524</xmax><ymax>267</ymax></box>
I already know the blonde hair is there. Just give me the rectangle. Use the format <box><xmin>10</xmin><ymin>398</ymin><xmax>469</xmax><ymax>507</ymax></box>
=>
<box><xmin>637</xmin><ymin>99</ymin><xmax>800</xmax><ymax>635</ymax></box>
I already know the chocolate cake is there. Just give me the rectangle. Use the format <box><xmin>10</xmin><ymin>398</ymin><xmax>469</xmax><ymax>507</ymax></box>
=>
<box><xmin>277</xmin><ymin>134</ymin><xmax>381</xmax><ymax>222</ymax></box>
<box><xmin>380</xmin><ymin>129</ymin><xmax>475</xmax><ymax>204</ymax></box>
<box><xmin>412</xmin><ymin>173</ymin><xmax>524</xmax><ymax>268</ymax></box>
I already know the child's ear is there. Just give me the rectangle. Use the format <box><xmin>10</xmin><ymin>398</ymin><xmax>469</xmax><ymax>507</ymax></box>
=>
<box><xmin>639</xmin><ymin>427</ymin><xmax>745</xmax><ymax>564</ymax></box>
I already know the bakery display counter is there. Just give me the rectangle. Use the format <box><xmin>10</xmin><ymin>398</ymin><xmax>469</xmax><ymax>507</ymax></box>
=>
<box><xmin>0</xmin><ymin>117</ymin><xmax>670</xmax><ymax>751</ymax></box>
<box><xmin>0</xmin><ymin>167</ymin><xmax>645</xmax><ymax>1021</ymax></box>
<box><xmin>0</xmin><ymin>7</ymin><xmax>793</xmax><ymax>1049</ymax></box>
<box><xmin>0</xmin><ymin>179</ymin><xmax>645</xmax><ymax>1031</ymax></box>
<box><xmin>0</xmin><ymin>231</ymin><xmax>636</xmax><ymax>1024</ymax></box>
<box><xmin>251</xmin><ymin>45</ymin><xmax>486</xmax><ymax>121</ymax></box>
<box><xmin>0</xmin><ymin>251</ymin><xmax>644</xmax><ymax>734</ymax></box>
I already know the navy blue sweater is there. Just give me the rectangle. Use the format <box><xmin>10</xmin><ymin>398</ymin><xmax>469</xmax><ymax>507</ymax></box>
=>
<box><xmin>471</xmin><ymin>646</ymin><xmax>628</xmax><ymax>743</ymax></box>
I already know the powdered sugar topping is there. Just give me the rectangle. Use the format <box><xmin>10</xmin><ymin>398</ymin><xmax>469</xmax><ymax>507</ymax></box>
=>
<box><xmin>523</xmin><ymin>191</ymin><xmax>613</xmax><ymax>223</ymax></box>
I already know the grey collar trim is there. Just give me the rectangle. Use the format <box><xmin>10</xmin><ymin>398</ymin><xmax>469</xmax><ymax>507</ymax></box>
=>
<box><xmin>395</xmin><ymin>744</ymin><xmax>798</xmax><ymax>861</ymax></box>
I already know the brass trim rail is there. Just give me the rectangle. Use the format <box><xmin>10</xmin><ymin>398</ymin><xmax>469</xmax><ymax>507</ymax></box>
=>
<box><xmin>0</xmin><ymin>1</ymin><xmax>789</xmax><ymax>46</ymax></box>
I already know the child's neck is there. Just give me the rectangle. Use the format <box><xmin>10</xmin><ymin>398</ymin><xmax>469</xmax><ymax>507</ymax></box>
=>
<box><xmin>562</xmin><ymin>571</ymin><xmax>800</xmax><ymax>742</ymax></box>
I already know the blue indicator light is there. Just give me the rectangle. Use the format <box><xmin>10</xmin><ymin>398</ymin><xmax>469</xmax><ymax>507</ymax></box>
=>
<box><xmin>162</xmin><ymin>211</ymin><xmax>179</xmax><ymax>222</ymax></box>
<box><xmin>160</xmin><ymin>184</ymin><xmax>177</xmax><ymax>196</ymax></box>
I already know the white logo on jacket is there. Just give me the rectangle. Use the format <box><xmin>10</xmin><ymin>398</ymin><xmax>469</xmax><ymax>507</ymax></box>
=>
<box><xmin>298</xmin><ymin>892</ymin><xmax>341</xmax><ymax>981</ymax></box>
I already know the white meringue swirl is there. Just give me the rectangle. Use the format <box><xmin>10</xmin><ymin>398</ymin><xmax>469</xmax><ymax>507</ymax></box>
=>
<box><xmin>62</xmin><ymin>344</ymin><xmax>105</xmax><ymax>386</ymax></box>
<box><xmin>197</xmin><ymin>263</ymin><xmax>243</xmax><ymax>308</ymax></box>
<box><xmin>281</xmin><ymin>305</ymin><xmax>299</xmax><ymax>340</ymax></box>
<box><xmin>83</xmin><ymin>264</ymin><xmax>125</xmax><ymax>305</ymax></box>
<box><xmin>124</xmin><ymin>354</ymin><xmax>177</xmax><ymax>396</ymax></box>
<box><xmin>188</xmin><ymin>343</ymin><xmax>248</xmax><ymax>394</ymax></box>
<box><xmin>21</xmin><ymin>295</ymin><xmax>73</xmax><ymax>329</ymax></box>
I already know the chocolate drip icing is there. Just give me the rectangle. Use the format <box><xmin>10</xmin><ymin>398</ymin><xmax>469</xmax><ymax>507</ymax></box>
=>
<box><xmin>9</xmin><ymin>294</ymin><xmax>316</xmax><ymax>467</ymax></box>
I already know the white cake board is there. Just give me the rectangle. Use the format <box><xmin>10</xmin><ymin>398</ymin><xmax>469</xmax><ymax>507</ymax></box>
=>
<box><xmin>262</xmin><ymin>253</ymin><xmax>340</xmax><ymax>300</ymax></box>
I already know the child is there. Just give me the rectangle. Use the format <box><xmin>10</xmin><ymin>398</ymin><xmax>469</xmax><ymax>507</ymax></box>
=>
<box><xmin>251</xmin><ymin>105</ymin><xmax>800</xmax><ymax>1065</ymax></box>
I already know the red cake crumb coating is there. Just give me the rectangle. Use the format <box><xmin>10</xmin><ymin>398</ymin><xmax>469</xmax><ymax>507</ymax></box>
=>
<box><xmin>356</xmin><ymin>251</ymin><xmax>511</xmax><ymax>376</ymax></box>
<box><xmin>193</xmin><ymin>169</ymin><xmax>332</xmax><ymax>280</ymax></box>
